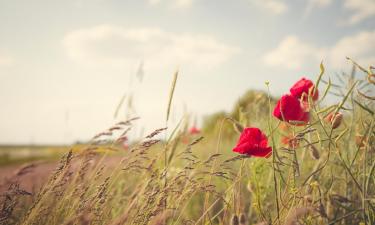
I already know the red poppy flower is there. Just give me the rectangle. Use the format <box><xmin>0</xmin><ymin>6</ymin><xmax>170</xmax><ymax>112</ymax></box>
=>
<box><xmin>233</xmin><ymin>127</ymin><xmax>272</xmax><ymax>158</ymax></box>
<box><xmin>189</xmin><ymin>126</ymin><xmax>200</xmax><ymax>135</ymax></box>
<box><xmin>273</xmin><ymin>94</ymin><xmax>310</xmax><ymax>125</ymax></box>
<box><xmin>290</xmin><ymin>77</ymin><xmax>319</xmax><ymax>102</ymax></box>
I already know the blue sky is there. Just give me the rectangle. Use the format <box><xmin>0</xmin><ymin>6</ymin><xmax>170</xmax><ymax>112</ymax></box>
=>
<box><xmin>0</xmin><ymin>0</ymin><xmax>374</xmax><ymax>144</ymax></box>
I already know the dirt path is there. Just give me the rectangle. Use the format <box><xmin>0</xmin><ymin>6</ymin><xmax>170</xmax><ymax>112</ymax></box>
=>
<box><xmin>0</xmin><ymin>156</ymin><xmax>123</xmax><ymax>194</ymax></box>
<box><xmin>0</xmin><ymin>161</ymin><xmax>58</xmax><ymax>193</ymax></box>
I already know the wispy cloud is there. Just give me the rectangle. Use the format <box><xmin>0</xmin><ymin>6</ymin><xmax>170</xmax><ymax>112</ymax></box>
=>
<box><xmin>329</xmin><ymin>30</ymin><xmax>375</xmax><ymax>67</ymax></box>
<box><xmin>343</xmin><ymin>0</ymin><xmax>375</xmax><ymax>25</ymax></box>
<box><xmin>63</xmin><ymin>25</ymin><xmax>240</xmax><ymax>70</ymax></box>
<box><xmin>263</xmin><ymin>30</ymin><xmax>375</xmax><ymax>70</ymax></box>
<box><xmin>263</xmin><ymin>36</ymin><xmax>325</xmax><ymax>70</ymax></box>
<box><xmin>303</xmin><ymin>0</ymin><xmax>333</xmax><ymax>19</ymax></box>
<box><xmin>303</xmin><ymin>0</ymin><xmax>375</xmax><ymax>25</ymax></box>
<box><xmin>249</xmin><ymin>0</ymin><xmax>288</xmax><ymax>15</ymax></box>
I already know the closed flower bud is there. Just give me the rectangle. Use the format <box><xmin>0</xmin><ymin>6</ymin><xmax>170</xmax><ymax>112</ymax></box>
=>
<box><xmin>233</xmin><ymin>121</ymin><xmax>244</xmax><ymax>134</ymax></box>
<box><xmin>325</xmin><ymin>112</ymin><xmax>343</xmax><ymax>129</ymax></box>
<box><xmin>306</xmin><ymin>144</ymin><xmax>320</xmax><ymax>160</ymax></box>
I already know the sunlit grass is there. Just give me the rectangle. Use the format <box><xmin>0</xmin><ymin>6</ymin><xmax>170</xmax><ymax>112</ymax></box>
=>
<box><xmin>0</xmin><ymin>60</ymin><xmax>374</xmax><ymax>225</ymax></box>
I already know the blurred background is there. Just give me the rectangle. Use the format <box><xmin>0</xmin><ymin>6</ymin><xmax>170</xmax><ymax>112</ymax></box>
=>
<box><xmin>0</xmin><ymin>0</ymin><xmax>374</xmax><ymax>147</ymax></box>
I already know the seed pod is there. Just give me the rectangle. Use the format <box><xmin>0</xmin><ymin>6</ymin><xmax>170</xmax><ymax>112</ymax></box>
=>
<box><xmin>326</xmin><ymin>199</ymin><xmax>334</xmax><ymax>220</ymax></box>
<box><xmin>307</xmin><ymin>144</ymin><xmax>320</xmax><ymax>160</ymax></box>
<box><xmin>231</xmin><ymin>214</ymin><xmax>239</xmax><ymax>225</ymax></box>
<box><xmin>246</xmin><ymin>181</ymin><xmax>253</xmax><ymax>193</ymax></box>
<box><xmin>303</xmin><ymin>195</ymin><xmax>313</xmax><ymax>205</ymax></box>
<box><xmin>316</xmin><ymin>203</ymin><xmax>328</xmax><ymax>219</ymax></box>
<box><xmin>229</xmin><ymin>118</ymin><xmax>244</xmax><ymax>134</ymax></box>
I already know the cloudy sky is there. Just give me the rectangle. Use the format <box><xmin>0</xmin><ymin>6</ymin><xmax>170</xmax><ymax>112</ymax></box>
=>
<box><xmin>0</xmin><ymin>0</ymin><xmax>374</xmax><ymax>144</ymax></box>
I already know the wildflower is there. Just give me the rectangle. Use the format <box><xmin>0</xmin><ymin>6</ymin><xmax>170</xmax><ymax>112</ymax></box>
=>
<box><xmin>281</xmin><ymin>136</ymin><xmax>299</xmax><ymax>148</ymax></box>
<box><xmin>189</xmin><ymin>126</ymin><xmax>200</xmax><ymax>135</ymax></box>
<box><xmin>290</xmin><ymin>77</ymin><xmax>319</xmax><ymax>102</ymax></box>
<box><xmin>273</xmin><ymin>94</ymin><xmax>310</xmax><ymax>125</ymax></box>
<box><xmin>233</xmin><ymin>127</ymin><xmax>272</xmax><ymax>158</ymax></box>
<box><xmin>325</xmin><ymin>112</ymin><xmax>343</xmax><ymax>129</ymax></box>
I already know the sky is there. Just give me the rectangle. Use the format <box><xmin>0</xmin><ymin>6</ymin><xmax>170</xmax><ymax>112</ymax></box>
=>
<box><xmin>0</xmin><ymin>0</ymin><xmax>374</xmax><ymax>144</ymax></box>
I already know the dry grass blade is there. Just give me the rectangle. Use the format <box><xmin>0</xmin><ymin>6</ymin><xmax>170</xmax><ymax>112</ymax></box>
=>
<box><xmin>146</xmin><ymin>127</ymin><xmax>168</xmax><ymax>139</ymax></box>
<box><xmin>113</xmin><ymin>94</ymin><xmax>126</xmax><ymax>119</ymax></box>
<box><xmin>284</xmin><ymin>207</ymin><xmax>315</xmax><ymax>225</ymax></box>
<box><xmin>223</xmin><ymin>155</ymin><xmax>250</xmax><ymax>164</ymax></box>
<box><xmin>13</xmin><ymin>163</ymin><xmax>37</xmax><ymax>177</ymax></box>
<box><xmin>63</xmin><ymin>212</ymin><xmax>93</xmax><ymax>225</ymax></box>
<box><xmin>149</xmin><ymin>210</ymin><xmax>173</xmax><ymax>225</ymax></box>
<box><xmin>166</xmin><ymin>70</ymin><xmax>178</xmax><ymax>122</ymax></box>
<box><xmin>357</xmin><ymin>89</ymin><xmax>375</xmax><ymax>100</ymax></box>
<box><xmin>189</xmin><ymin>136</ymin><xmax>204</xmax><ymax>146</ymax></box>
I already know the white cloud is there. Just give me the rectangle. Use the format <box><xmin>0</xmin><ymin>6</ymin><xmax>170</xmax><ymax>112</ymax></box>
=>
<box><xmin>250</xmin><ymin>0</ymin><xmax>288</xmax><ymax>15</ymax></box>
<box><xmin>263</xmin><ymin>36</ymin><xmax>325</xmax><ymax>70</ymax></box>
<box><xmin>303</xmin><ymin>0</ymin><xmax>333</xmax><ymax>19</ymax></box>
<box><xmin>343</xmin><ymin>0</ymin><xmax>375</xmax><ymax>25</ymax></box>
<box><xmin>311</xmin><ymin>0</ymin><xmax>332</xmax><ymax>7</ymax></box>
<box><xmin>263</xmin><ymin>30</ymin><xmax>375</xmax><ymax>70</ymax></box>
<box><xmin>63</xmin><ymin>25</ymin><xmax>240</xmax><ymax>70</ymax></box>
<box><xmin>329</xmin><ymin>30</ymin><xmax>375</xmax><ymax>67</ymax></box>
<box><xmin>304</xmin><ymin>0</ymin><xmax>375</xmax><ymax>25</ymax></box>
<box><xmin>0</xmin><ymin>54</ymin><xmax>13</xmax><ymax>67</ymax></box>
<box><xmin>148</xmin><ymin>0</ymin><xmax>194</xmax><ymax>9</ymax></box>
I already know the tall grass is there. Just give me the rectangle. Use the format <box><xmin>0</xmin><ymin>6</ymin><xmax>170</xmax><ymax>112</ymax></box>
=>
<box><xmin>0</xmin><ymin>60</ymin><xmax>374</xmax><ymax>225</ymax></box>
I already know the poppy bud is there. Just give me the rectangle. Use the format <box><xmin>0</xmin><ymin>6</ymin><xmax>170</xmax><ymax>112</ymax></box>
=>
<box><xmin>308</xmin><ymin>144</ymin><xmax>320</xmax><ymax>160</ymax></box>
<box><xmin>325</xmin><ymin>112</ymin><xmax>343</xmax><ymax>129</ymax></box>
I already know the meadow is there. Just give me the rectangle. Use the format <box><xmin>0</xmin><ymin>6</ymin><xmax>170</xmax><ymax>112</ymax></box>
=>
<box><xmin>0</xmin><ymin>60</ymin><xmax>374</xmax><ymax>225</ymax></box>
